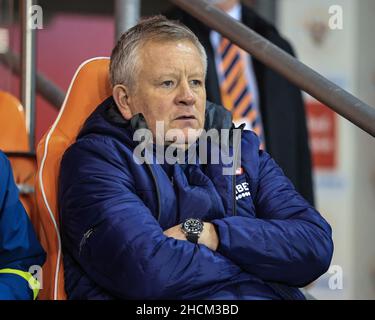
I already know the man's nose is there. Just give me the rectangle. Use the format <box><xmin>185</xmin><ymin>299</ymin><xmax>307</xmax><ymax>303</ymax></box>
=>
<box><xmin>175</xmin><ymin>81</ymin><xmax>196</xmax><ymax>106</ymax></box>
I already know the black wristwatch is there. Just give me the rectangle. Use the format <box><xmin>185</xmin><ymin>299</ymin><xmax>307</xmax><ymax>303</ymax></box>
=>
<box><xmin>181</xmin><ymin>218</ymin><xmax>204</xmax><ymax>244</ymax></box>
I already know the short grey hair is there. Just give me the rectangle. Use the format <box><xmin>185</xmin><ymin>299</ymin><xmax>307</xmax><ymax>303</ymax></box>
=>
<box><xmin>109</xmin><ymin>15</ymin><xmax>207</xmax><ymax>88</ymax></box>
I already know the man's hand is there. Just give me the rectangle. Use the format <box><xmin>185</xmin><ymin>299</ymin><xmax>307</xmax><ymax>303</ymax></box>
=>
<box><xmin>163</xmin><ymin>222</ymin><xmax>219</xmax><ymax>251</ymax></box>
<box><xmin>163</xmin><ymin>224</ymin><xmax>186</xmax><ymax>241</ymax></box>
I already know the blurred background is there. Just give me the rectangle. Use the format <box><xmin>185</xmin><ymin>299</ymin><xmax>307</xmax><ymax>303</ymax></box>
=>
<box><xmin>0</xmin><ymin>0</ymin><xmax>375</xmax><ymax>299</ymax></box>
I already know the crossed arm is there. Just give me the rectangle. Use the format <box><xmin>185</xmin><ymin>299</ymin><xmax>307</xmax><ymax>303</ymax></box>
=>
<box><xmin>164</xmin><ymin>148</ymin><xmax>334</xmax><ymax>287</ymax></box>
<box><xmin>163</xmin><ymin>222</ymin><xmax>219</xmax><ymax>251</ymax></box>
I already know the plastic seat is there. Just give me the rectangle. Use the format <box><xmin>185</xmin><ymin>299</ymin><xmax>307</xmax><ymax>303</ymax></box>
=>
<box><xmin>0</xmin><ymin>91</ymin><xmax>36</xmax><ymax>223</ymax></box>
<box><xmin>35</xmin><ymin>57</ymin><xmax>112</xmax><ymax>300</ymax></box>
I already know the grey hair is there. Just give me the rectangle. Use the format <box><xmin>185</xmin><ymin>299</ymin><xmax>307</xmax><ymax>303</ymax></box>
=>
<box><xmin>109</xmin><ymin>15</ymin><xmax>207</xmax><ymax>88</ymax></box>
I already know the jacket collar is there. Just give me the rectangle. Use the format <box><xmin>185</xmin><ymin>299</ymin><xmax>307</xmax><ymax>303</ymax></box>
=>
<box><xmin>105</xmin><ymin>97</ymin><xmax>233</xmax><ymax>132</ymax></box>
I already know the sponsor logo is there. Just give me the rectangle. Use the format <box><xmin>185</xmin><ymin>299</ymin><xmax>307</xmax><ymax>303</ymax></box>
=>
<box><xmin>235</xmin><ymin>182</ymin><xmax>251</xmax><ymax>200</ymax></box>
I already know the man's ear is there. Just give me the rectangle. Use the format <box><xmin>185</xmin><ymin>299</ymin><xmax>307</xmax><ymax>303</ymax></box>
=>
<box><xmin>112</xmin><ymin>84</ymin><xmax>133</xmax><ymax>120</ymax></box>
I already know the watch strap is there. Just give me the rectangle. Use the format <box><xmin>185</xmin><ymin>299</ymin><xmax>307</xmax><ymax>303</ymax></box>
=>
<box><xmin>186</xmin><ymin>233</ymin><xmax>199</xmax><ymax>244</ymax></box>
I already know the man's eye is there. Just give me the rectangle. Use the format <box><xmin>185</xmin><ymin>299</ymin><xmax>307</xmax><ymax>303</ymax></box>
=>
<box><xmin>190</xmin><ymin>80</ymin><xmax>202</xmax><ymax>87</ymax></box>
<box><xmin>161</xmin><ymin>81</ymin><xmax>174</xmax><ymax>87</ymax></box>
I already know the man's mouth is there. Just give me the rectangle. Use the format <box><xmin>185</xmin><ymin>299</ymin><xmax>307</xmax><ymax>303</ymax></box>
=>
<box><xmin>175</xmin><ymin>115</ymin><xmax>197</xmax><ymax>120</ymax></box>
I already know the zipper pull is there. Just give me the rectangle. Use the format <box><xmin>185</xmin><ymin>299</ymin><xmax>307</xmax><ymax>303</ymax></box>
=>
<box><xmin>79</xmin><ymin>228</ymin><xmax>94</xmax><ymax>256</ymax></box>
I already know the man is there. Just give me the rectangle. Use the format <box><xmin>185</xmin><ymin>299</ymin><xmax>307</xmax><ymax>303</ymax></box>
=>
<box><xmin>166</xmin><ymin>0</ymin><xmax>315</xmax><ymax>205</ymax></box>
<box><xmin>0</xmin><ymin>151</ymin><xmax>45</xmax><ymax>300</ymax></box>
<box><xmin>59</xmin><ymin>16</ymin><xmax>333</xmax><ymax>300</ymax></box>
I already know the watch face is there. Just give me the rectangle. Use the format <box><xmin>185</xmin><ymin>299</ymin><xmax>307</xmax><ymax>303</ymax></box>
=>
<box><xmin>182</xmin><ymin>218</ymin><xmax>203</xmax><ymax>234</ymax></box>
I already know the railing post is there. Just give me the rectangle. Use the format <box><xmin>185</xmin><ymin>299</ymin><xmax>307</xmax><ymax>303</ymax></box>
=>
<box><xmin>114</xmin><ymin>0</ymin><xmax>141</xmax><ymax>41</ymax></box>
<box><xmin>20</xmin><ymin>0</ymin><xmax>36</xmax><ymax>151</ymax></box>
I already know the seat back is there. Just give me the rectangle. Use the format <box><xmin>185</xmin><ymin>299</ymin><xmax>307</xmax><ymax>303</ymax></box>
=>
<box><xmin>0</xmin><ymin>91</ymin><xmax>36</xmax><ymax>222</ymax></box>
<box><xmin>35</xmin><ymin>57</ymin><xmax>112</xmax><ymax>300</ymax></box>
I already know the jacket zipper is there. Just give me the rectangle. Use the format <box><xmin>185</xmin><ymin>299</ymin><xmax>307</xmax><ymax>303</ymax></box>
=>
<box><xmin>231</xmin><ymin>125</ymin><xmax>244</xmax><ymax>216</ymax></box>
<box><xmin>142</xmin><ymin>127</ymin><xmax>241</xmax><ymax>220</ymax></box>
<box><xmin>145</xmin><ymin>162</ymin><xmax>162</xmax><ymax>222</ymax></box>
<box><xmin>232</xmin><ymin>168</ymin><xmax>237</xmax><ymax>216</ymax></box>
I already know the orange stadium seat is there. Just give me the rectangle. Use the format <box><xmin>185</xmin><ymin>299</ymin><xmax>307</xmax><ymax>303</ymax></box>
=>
<box><xmin>0</xmin><ymin>91</ymin><xmax>37</xmax><ymax>224</ymax></box>
<box><xmin>35</xmin><ymin>57</ymin><xmax>112</xmax><ymax>300</ymax></box>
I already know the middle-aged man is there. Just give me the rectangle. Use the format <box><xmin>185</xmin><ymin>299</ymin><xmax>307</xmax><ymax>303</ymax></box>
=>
<box><xmin>58</xmin><ymin>16</ymin><xmax>333</xmax><ymax>300</ymax></box>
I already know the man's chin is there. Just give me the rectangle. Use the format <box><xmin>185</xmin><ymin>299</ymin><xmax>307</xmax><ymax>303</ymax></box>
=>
<box><xmin>165</xmin><ymin>127</ymin><xmax>203</xmax><ymax>145</ymax></box>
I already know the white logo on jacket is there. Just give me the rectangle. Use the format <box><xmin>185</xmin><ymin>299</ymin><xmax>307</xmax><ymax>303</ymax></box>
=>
<box><xmin>235</xmin><ymin>182</ymin><xmax>251</xmax><ymax>201</ymax></box>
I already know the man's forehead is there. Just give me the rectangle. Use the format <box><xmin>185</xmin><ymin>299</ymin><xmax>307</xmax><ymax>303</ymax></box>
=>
<box><xmin>140</xmin><ymin>39</ymin><xmax>201</xmax><ymax>58</ymax></box>
<box><xmin>138</xmin><ymin>40</ymin><xmax>205</xmax><ymax>74</ymax></box>
<box><xmin>143</xmin><ymin>64</ymin><xmax>205</xmax><ymax>78</ymax></box>
<box><xmin>152</xmin><ymin>68</ymin><xmax>205</xmax><ymax>79</ymax></box>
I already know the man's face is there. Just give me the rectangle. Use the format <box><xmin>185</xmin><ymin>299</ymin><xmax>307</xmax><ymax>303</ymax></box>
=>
<box><xmin>128</xmin><ymin>40</ymin><xmax>206</xmax><ymax>145</ymax></box>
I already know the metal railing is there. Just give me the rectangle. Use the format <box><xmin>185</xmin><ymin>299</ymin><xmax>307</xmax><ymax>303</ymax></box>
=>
<box><xmin>0</xmin><ymin>50</ymin><xmax>65</xmax><ymax>109</ymax></box>
<box><xmin>170</xmin><ymin>0</ymin><xmax>375</xmax><ymax>137</ymax></box>
<box><xmin>1</xmin><ymin>0</ymin><xmax>374</xmax><ymax>138</ymax></box>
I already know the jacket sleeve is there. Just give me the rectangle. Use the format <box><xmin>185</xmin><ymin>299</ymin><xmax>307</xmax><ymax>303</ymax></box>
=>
<box><xmin>0</xmin><ymin>152</ymin><xmax>46</xmax><ymax>300</ymax></box>
<box><xmin>59</xmin><ymin>140</ymin><xmax>243</xmax><ymax>300</ymax></box>
<box><xmin>211</xmin><ymin>136</ymin><xmax>333</xmax><ymax>287</ymax></box>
